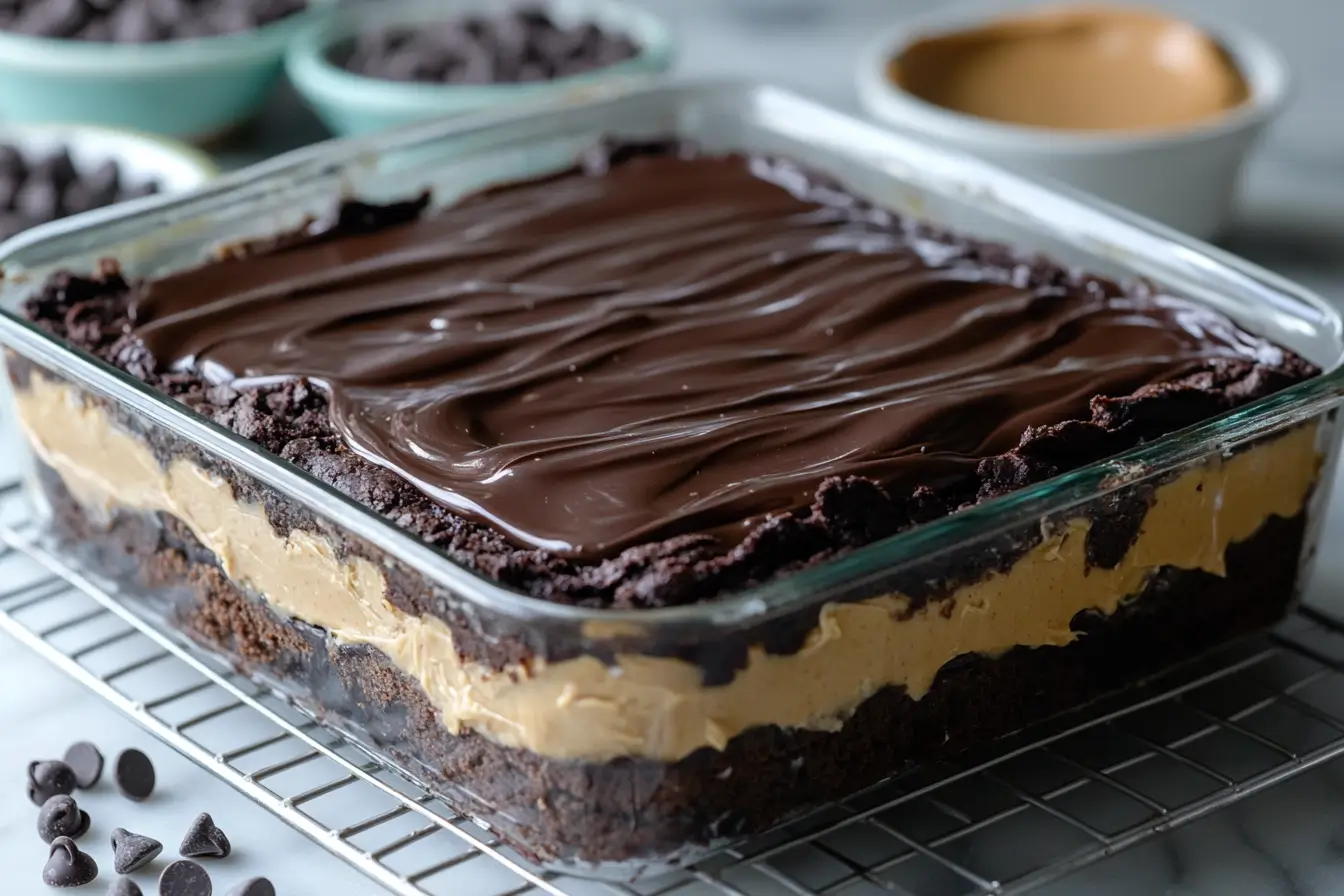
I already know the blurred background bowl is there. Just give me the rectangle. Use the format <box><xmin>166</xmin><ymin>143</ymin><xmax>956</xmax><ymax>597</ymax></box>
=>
<box><xmin>285</xmin><ymin>0</ymin><xmax>675</xmax><ymax>137</ymax></box>
<box><xmin>0</xmin><ymin>122</ymin><xmax>219</xmax><ymax>192</ymax></box>
<box><xmin>855</xmin><ymin>6</ymin><xmax>1290</xmax><ymax>240</ymax></box>
<box><xmin>0</xmin><ymin>7</ymin><xmax>321</xmax><ymax>142</ymax></box>
<box><xmin>0</xmin><ymin>121</ymin><xmax>216</xmax><ymax>253</ymax></box>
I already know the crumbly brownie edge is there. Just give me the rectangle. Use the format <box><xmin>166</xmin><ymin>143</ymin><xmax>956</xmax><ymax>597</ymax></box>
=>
<box><xmin>36</xmin><ymin>459</ymin><xmax>1308</xmax><ymax>870</ymax></box>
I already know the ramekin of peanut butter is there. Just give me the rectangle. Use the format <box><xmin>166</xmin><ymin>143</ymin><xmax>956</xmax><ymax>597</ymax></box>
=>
<box><xmin>856</xmin><ymin>4</ymin><xmax>1289</xmax><ymax>239</ymax></box>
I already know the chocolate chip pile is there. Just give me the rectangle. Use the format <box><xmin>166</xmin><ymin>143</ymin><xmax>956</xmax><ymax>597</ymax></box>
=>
<box><xmin>341</xmin><ymin>6</ymin><xmax>640</xmax><ymax>84</ymax></box>
<box><xmin>0</xmin><ymin>0</ymin><xmax>306</xmax><ymax>42</ymax></box>
<box><xmin>25</xmin><ymin>741</ymin><xmax>275</xmax><ymax>894</ymax></box>
<box><xmin>0</xmin><ymin>145</ymin><xmax>159</xmax><ymax>241</ymax></box>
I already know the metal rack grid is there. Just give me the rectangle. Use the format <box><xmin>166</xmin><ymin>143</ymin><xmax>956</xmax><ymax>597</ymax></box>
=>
<box><xmin>7</xmin><ymin>480</ymin><xmax>1344</xmax><ymax>896</ymax></box>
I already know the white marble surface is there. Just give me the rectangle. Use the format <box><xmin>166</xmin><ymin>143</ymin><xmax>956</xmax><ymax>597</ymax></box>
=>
<box><xmin>6</xmin><ymin>1</ymin><xmax>1344</xmax><ymax>893</ymax></box>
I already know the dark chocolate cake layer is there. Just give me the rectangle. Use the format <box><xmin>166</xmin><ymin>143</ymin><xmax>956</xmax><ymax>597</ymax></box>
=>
<box><xmin>38</xmin><ymin>461</ymin><xmax>1307</xmax><ymax>866</ymax></box>
<box><xmin>20</xmin><ymin>141</ymin><xmax>1318</xmax><ymax>610</ymax></box>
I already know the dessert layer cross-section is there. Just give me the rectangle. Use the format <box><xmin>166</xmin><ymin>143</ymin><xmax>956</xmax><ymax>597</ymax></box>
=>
<box><xmin>8</xmin><ymin>141</ymin><xmax>1325</xmax><ymax>868</ymax></box>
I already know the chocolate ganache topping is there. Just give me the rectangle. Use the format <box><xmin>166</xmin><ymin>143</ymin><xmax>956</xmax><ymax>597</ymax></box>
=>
<box><xmin>127</xmin><ymin>146</ymin><xmax>1290</xmax><ymax>560</ymax></box>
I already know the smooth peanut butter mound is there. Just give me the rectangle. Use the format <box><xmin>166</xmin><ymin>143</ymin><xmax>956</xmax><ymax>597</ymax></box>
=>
<box><xmin>890</xmin><ymin>6</ymin><xmax>1250</xmax><ymax>131</ymax></box>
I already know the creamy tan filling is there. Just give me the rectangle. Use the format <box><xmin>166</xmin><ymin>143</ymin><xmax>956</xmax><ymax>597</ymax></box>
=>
<box><xmin>13</xmin><ymin>375</ymin><xmax>1318</xmax><ymax>762</ymax></box>
<box><xmin>890</xmin><ymin>6</ymin><xmax>1250</xmax><ymax>132</ymax></box>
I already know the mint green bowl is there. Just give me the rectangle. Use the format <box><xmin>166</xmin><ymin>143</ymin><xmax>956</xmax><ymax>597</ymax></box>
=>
<box><xmin>285</xmin><ymin>0</ymin><xmax>675</xmax><ymax>137</ymax></box>
<box><xmin>0</xmin><ymin>9</ymin><xmax>322</xmax><ymax>141</ymax></box>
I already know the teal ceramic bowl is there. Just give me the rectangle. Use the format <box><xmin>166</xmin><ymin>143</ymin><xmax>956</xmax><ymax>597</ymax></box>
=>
<box><xmin>285</xmin><ymin>0</ymin><xmax>675</xmax><ymax>137</ymax></box>
<box><xmin>0</xmin><ymin>8</ymin><xmax>322</xmax><ymax>141</ymax></box>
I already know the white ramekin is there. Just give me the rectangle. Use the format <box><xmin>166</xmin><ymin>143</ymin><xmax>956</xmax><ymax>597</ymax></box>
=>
<box><xmin>856</xmin><ymin>6</ymin><xmax>1290</xmax><ymax>240</ymax></box>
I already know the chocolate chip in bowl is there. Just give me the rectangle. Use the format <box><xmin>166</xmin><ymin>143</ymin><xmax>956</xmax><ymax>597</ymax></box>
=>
<box><xmin>284</xmin><ymin>0</ymin><xmax>674</xmax><ymax>135</ymax></box>
<box><xmin>0</xmin><ymin>0</ymin><xmax>306</xmax><ymax>42</ymax></box>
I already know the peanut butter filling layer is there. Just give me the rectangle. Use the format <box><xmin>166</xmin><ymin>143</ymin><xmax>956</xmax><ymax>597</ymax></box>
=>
<box><xmin>14</xmin><ymin>375</ymin><xmax>1318</xmax><ymax>763</ymax></box>
<box><xmin>890</xmin><ymin>6</ymin><xmax>1250</xmax><ymax>131</ymax></box>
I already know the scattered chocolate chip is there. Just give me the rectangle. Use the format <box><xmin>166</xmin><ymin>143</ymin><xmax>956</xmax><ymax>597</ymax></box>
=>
<box><xmin>64</xmin><ymin>741</ymin><xmax>105</xmax><ymax>789</ymax></box>
<box><xmin>109</xmin><ymin>878</ymin><xmax>144</xmax><ymax>896</ymax></box>
<box><xmin>179</xmin><ymin>813</ymin><xmax>230</xmax><ymax>858</ymax></box>
<box><xmin>114</xmin><ymin>748</ymin><xmax>155</xmax><ymax>802</ymax></box>
<box><xmin>223</xmin><ymin>879</ymin><xmax>273</xmax><ymax>896</ymax></box>
<box><xmin>112</xmin><ymin>827</ymin><xmax>163</xmax><ymax>874</ymax></box>
<box><xmin>341</xmin><ymin>8</ymin><xmax>640</xmax><ymax>85</ymax></box>
<box><xmin>38</xmin><ymin>794</ymin><xmax>91</xmax><ymax>843</ymax></box>
<box><xmin>28</xmin><ymin>759</ymin><xmax>77</xmax><ymax>806</ymax></box>
<box><xmin>159</xmin><ymin>860</ymin><xmax>211</xmax><ymax>896</ymax></box>
<box><xmin>43</xmin><ymin>836</ymin><xmax>99</xmax><ymax>888</ymax></box>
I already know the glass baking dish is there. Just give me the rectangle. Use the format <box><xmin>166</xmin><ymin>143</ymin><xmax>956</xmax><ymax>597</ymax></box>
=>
<box><xmin>1</xmin><ymin>82</ymin><xmax>1342</xmax><ymax>880</ymax></box>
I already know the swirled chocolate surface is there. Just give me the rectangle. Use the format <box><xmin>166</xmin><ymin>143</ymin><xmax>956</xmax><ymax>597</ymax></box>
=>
<box><xmin>126</xmin><ymin>147</ymin><xmax>1295</xmax><ymax>560</ymax></box>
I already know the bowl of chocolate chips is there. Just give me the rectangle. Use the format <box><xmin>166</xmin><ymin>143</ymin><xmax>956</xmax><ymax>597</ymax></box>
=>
<box><xmin>0</xmin><ymin>121</ymin><xmax>215</xmax><ymax>248</ymax></box>
<box><xmin>0</xmin><ymin>121</ymin><xmax>215</xmax><ymax>243</ymax></box>
<box><xmin>285</xmin><ymin>0</ymin><xmax>674</xmax><ymax>136</ymax></box>
<box><xmin>0</xmin><ymin>0</ymin><xmax>317</xmax><ymax>140</ymax></box>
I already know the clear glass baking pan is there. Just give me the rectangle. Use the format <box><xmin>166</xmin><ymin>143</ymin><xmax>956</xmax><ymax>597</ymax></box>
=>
<box><xmin>1</xmin><ymin>82</ymin><xmax>1342</xmax><ymax>879</ymax></box>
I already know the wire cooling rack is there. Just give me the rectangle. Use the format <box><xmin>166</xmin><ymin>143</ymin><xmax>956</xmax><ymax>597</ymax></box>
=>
<box><xmin>7</xmin><ymin>481</ymin><xmax>1344</xmax><ymax>896</ymax></box>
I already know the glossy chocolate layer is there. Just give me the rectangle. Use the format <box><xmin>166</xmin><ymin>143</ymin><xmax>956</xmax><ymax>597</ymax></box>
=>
<box><xmin>128</xmin><ymin>148</ymin><xmax>1291</xmax><ymax>559</ymax></box>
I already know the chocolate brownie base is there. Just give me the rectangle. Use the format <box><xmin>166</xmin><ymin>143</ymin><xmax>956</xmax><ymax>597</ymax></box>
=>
<box><xmin>36</xmin><ymin>461</ymin><xmax>1308</xmax><ymax>870</ymax></box>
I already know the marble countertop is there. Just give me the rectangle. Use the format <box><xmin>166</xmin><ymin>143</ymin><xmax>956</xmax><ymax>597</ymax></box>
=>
<box><xmin>5</xmin><ymin>1</ymin><xmax>1344</xmax><ymax>893</ymax></box>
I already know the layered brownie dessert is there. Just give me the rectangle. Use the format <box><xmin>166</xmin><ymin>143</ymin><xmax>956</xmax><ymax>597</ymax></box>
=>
<box><xmin>7</xmin><ymin>142</ymin><xmax>1326</xmax><ymax>872</ymax></box>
